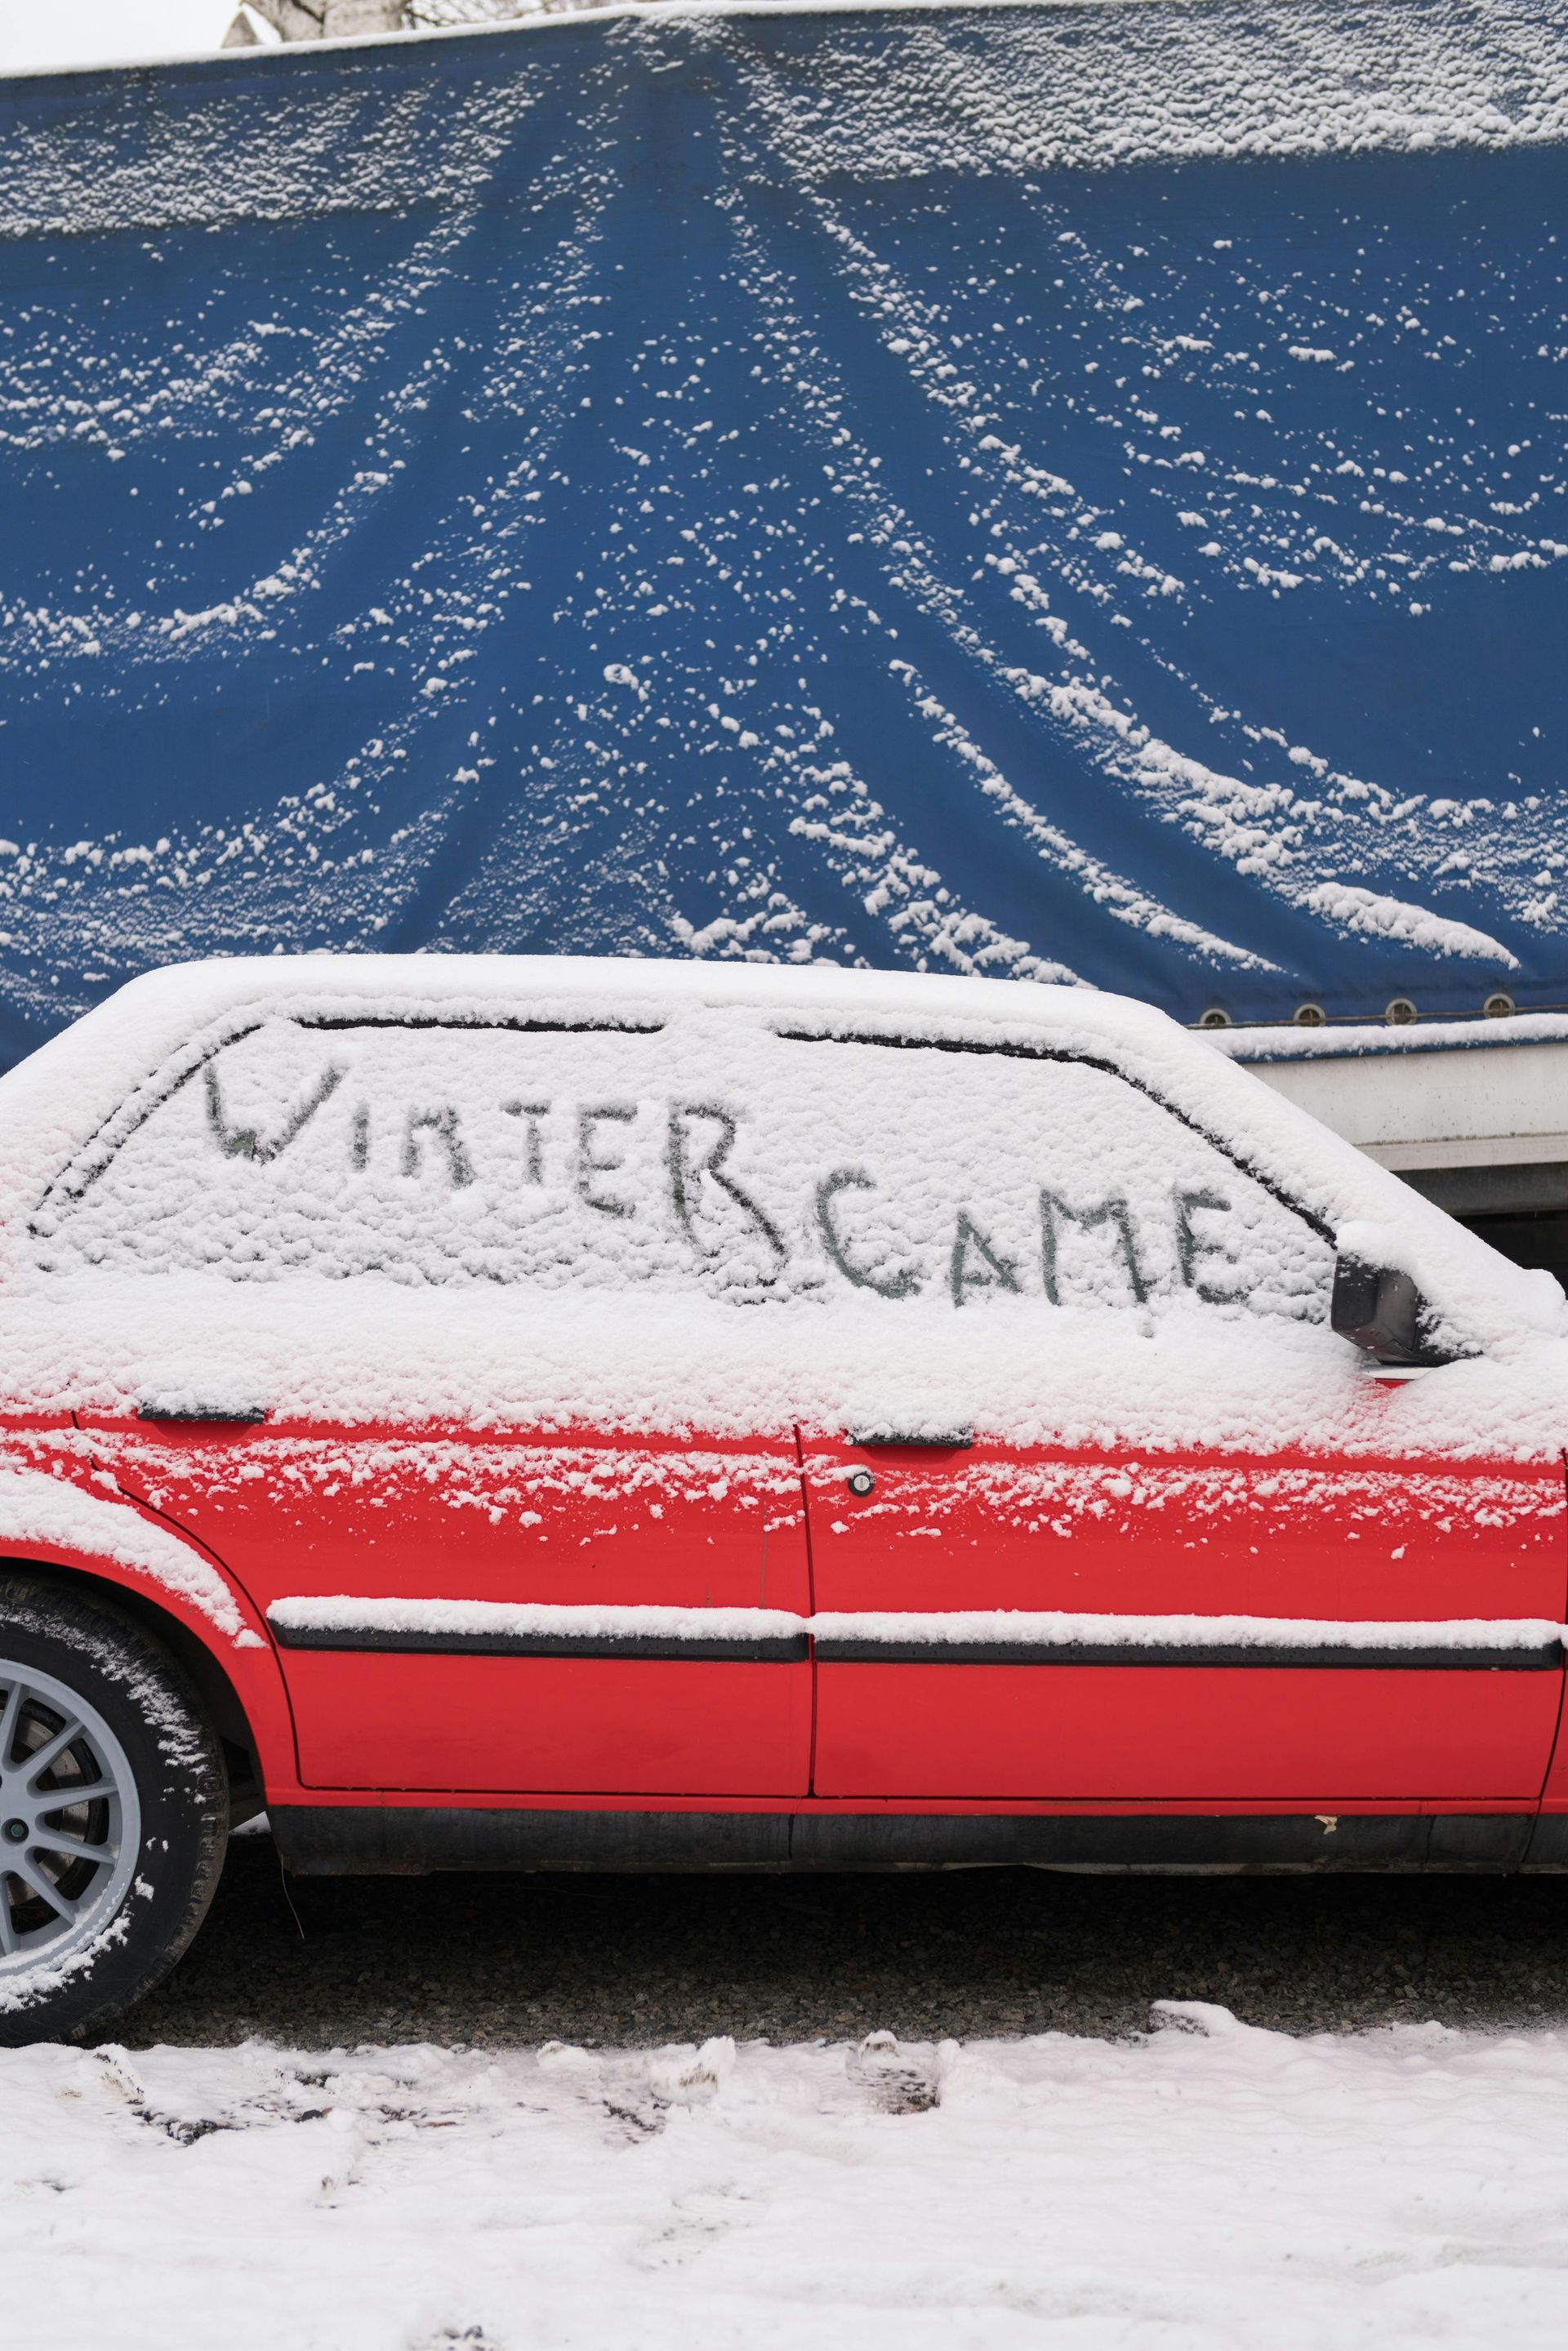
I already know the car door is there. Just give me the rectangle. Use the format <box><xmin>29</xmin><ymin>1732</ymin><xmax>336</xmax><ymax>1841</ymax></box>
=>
<box><xmin>54</xmin><ymin>1008</ymin><xmax>813</xmax><ymax>1797</ymax></box>
<box><xmin>786</xmin><ymin>1027</ymin><xmax>1567</xmax><ymax>1804</ymax></box>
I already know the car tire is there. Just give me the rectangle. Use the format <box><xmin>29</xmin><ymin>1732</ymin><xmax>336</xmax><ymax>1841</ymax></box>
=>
<box><xmin>0</xmin><ymin>1571</ymin><xmax>228</xmax><ymax>2046</ymax></box>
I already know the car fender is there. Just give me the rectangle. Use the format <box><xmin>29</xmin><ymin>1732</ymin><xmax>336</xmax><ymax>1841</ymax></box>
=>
<box><xmin>0</xmin><ymin>1462</ymin><xmax>298</xmax><ymax>1787</ymax></box>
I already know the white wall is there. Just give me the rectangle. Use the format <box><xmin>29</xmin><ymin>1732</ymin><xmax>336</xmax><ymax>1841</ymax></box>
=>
<box><xmin>1241</xmin><ymin>1038</ymin><xmax>1568</xmax><ymax>1171</ymax></box>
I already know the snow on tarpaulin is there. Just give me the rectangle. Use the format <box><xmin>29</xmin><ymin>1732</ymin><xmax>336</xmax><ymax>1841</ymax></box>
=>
<box><xmin>1</xmin><ymin>0</ymin><xmax>1567</xmax><ymax>1066</ymax></box>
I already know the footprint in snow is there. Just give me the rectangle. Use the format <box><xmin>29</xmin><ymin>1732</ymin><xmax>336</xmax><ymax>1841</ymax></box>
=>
<box><xmin>537</xmin><ymin>2035</ymin><xmax>735</xmax><ymax>2141</ymax></box>
<box><xmin>635</xmin><ymin>2181</ymin><xmax>755</xmax><ymax>2270</ymax></box>
<box><xmin>848</xmin><ymin>2029</ymin><xmax>941</xmax><ymax>2114</ymax></box>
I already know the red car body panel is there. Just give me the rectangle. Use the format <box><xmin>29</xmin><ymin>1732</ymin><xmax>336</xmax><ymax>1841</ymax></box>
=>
<box><xmin>813</xmin><ymin>1663</ymin><xmax>1557</xmax><ymax>1802</ymax></box>
<box><xmin>56</xmin><ymin>1414</ymin><xmax>1568</xmax><ymax>1815</ymax></box>
<box><xmin>805</xmin><ymin>1439</ymin><xmax>1568</xmax><ymax>1801</ymax></box>
<box><xmin>283</xmin><ymin>1654</ymin><xmax>811</xmax><ymax>1795</ymax></box>
<box><xmin>76</xmin><ymin>1416</ymin><xmax>813</xmax><ymax>1796</ymax></box>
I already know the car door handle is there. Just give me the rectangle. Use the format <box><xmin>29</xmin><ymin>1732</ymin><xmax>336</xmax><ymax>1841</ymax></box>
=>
<box><xmin>136</xmin><ymin>1404</ymin><xmax>269</xmax><ymax>1425</ymax></box>
<box><xmin>846</xmin><ymin>1430</ymin><xmax>973</xmax><ymax>1449</ymax></box>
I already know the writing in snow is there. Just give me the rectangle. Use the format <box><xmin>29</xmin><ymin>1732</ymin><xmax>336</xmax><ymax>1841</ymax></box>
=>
<box><xmin>163</xmin><ymin>1058</ymin><xmax>1326</xmax><ymax>1316</ymax></box>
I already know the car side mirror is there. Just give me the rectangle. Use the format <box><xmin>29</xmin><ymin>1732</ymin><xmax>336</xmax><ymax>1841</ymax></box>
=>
<box><xmin>1330</xmin><ymin>1253</ymin><xmax>1453</xmax><ymax>1368</ymax></box>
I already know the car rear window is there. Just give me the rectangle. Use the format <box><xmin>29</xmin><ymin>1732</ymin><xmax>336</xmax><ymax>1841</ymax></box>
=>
<box><xmin>32</xmin><ymin>1010</ymin><xmax>1332</xmax><ymax>1322</ymax></box>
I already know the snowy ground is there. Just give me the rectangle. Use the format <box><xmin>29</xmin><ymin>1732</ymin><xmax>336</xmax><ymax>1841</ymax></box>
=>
<box><xmin>6</xmin><ymin>2008</ymin><xmax>1568</xmax><ymax>2349</ymax></box>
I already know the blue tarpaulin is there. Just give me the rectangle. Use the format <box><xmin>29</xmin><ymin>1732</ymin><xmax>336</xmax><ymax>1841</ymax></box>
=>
<box><xmin>2</xmin><ymin>0</ymin><xmax>1566</xmax><ymax>1063</ymax></box>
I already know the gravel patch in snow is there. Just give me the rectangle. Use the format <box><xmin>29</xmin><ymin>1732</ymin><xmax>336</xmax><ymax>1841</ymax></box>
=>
<box><xmin>121</xmin><ymin>1832</ymin><xmax>1568</xmax><ymax>2051</ymax></box>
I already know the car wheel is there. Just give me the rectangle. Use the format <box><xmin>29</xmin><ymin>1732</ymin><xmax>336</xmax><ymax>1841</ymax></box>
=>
<box><xmin>0</xmin><ymin>1572</ymin><xmax>228</xmax><ymax>2046</ymax></box>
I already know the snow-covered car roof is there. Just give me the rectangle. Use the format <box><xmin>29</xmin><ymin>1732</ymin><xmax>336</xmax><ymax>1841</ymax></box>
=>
<box><xmin>0</xmin><ymin>954</ymin><xmax>1557</xmax><ymax>1352</ymax></box>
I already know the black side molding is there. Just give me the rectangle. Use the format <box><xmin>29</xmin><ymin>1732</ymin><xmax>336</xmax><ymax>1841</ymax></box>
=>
<box><xmin>270</xmin><ymin>1806</ymin><xmax>1541</xmax><ymax>1877</ymax></box>
<box><xmin>269</xmin><ymin>1620</ymin><xmax>1558</xmax><ymax>1671</ymax></box>
<box><xmin>813</xmin><ymin>1639</ymin><xmax>1563</xmax><ymax>1670</ymax></box>
<box><xmin>270</xmin><ymin>1623</ymin><xmax>808</xmax><ymax>1663</ymax></box>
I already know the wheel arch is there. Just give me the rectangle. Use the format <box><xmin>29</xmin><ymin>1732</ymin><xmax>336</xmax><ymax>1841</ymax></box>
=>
<box><xmin>0</xmin><ymin>1547</ymin><xmax>296</xmax><ymax>1814</ymax></box>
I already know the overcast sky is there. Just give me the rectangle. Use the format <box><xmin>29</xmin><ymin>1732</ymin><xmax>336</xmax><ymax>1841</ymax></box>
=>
<box><xmin>0</xmin><ymin>1</ymin><xmax>266</xmax><ymax>73</ymax></box>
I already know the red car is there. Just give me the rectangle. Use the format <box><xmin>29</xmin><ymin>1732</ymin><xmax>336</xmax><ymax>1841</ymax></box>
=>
<box><xmin>2</xmin><ymin>955</ymin><xmax>1565</xmax><ymax>2040</ymax></box>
